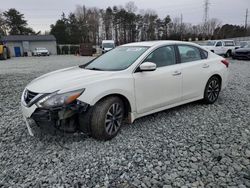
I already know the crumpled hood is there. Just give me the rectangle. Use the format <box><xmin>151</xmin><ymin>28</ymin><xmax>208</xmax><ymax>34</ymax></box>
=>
<box><xmin>27</xmin><ymin>66</ymin><xmax>113</xmax><ymax>93</ymax></box>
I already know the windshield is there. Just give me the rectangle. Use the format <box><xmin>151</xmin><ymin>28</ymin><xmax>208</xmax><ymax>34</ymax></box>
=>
<box><xmin>240</xmin><ymin>42</ymin><xmax>250</xmax><ymax>48</ymax></box>
<box><xmin>103</xmin><ymin>43</ymin><xmax>115</xmax><ymax>48</ymax></box>
<box><xmin>206</xmin><ymin>41</ymin><xmax>216</xmax><ymax>46</ymax></box>
<box><xmin>83</xmin><ymin>46</ymin><xmax>149</xmax><ymax>71</ymax></box>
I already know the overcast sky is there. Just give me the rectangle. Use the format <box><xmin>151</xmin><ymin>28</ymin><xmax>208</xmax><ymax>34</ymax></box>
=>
<box><xmin>1</xmin><ymin>0</ymin><xmax>249</xmax><ymax>33</ymax></box>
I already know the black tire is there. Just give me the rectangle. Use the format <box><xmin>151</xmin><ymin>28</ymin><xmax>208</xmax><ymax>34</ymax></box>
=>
<box><xmin>203</xmin><ymin>76</ymin><xmax>221</xmax><ymax>104</ymax></box>
<box><xmin>225</xmin><ymin>50</ymin><xmax>231</xmax><ymax>58</ymax></box>
<box><xmin>90</xmin><ymin>96</ymin><xmax>125</xmax><ymax>140</ymax></box>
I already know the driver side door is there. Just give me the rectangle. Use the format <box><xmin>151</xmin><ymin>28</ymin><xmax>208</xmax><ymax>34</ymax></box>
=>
<box><xmin>215</xmin><ymin>41</ymin><xmax>224</xmax><ymax>54</ymax></box>
<box><xmin>133</xmin><ymin>45</ymin><xmax>182</xmax><ymax>114</ymax></box>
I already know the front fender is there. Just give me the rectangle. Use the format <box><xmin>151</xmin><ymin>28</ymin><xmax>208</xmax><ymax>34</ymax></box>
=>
<box><xmin>77</xmin><ymin>77</ymin><xmax>136</xmax><ymax>112</ymax></box>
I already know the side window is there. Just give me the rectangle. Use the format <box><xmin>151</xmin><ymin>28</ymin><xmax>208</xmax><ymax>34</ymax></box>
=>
<box><xmin>144</xmin><ymin>46</ymin><xmax>176</xmax><ymax>68</ymax></box>
<box><xmin>224</xmin><ymin>41</ymin><xmax>234</xmax><ymax>46</ymax></box>
<box><xmin>216</xmin><ymin>41</ymin><xmax>222</xmax><ymax>47</ymax></box>
<box><xmin>178</xmin><ymin>45</ymin><xmax>202</xmax><ymax>63</ymax></box>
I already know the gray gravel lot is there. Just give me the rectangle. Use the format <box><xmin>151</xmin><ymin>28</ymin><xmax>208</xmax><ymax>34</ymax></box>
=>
<box><xmin>0</xmin><ymin>55</ymin><xmax>250</xmax><ymax>188</ymax></box>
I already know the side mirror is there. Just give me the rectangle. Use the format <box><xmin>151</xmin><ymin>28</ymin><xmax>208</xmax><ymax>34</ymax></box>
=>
<box><xmin>139</xmin><ymin>62</ymin><xmax>157</xmax><ymax>72</ymax></box>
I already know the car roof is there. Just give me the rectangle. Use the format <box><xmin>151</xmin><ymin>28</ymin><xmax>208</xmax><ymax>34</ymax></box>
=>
<box><xmin>122</xmin><ymin>40</ymin><xmax>200</xmax><ymax>47</ymax></box>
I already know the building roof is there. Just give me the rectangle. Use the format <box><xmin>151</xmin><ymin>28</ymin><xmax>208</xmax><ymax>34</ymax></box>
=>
<box><xmin>2</xmin><ymin>35</ymin><xmax>56</xmax><ymax>42</ymax></box>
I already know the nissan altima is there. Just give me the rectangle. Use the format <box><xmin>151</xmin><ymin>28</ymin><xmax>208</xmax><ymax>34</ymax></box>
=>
<box><xmin>21</xmin><ymin>41</ymin><xmax>229</xmax><ymax>140</ymax></box>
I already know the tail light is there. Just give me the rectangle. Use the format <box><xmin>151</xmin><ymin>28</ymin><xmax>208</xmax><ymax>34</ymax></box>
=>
<box><xmin>221</xmin><ymin>59</ymin><xmax>229</xmax><ymax>68</ymax></box>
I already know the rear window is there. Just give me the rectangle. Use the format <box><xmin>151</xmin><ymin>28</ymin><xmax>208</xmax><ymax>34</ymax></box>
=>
<box><xmin>224</xmin><ymin>41</ymin><xmax>234</xmax><ymax>46</ymax></box>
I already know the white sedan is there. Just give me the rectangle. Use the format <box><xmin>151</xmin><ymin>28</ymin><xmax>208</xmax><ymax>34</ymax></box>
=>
<box><xmin>21</xmin><ymin>41</ymin><xmax>229</xmax><ymax>140</ymax></box>
<box><xmin>32</xmin><ymin>47</ymin><xmax>50</xmax><ymax>56</ymax></box>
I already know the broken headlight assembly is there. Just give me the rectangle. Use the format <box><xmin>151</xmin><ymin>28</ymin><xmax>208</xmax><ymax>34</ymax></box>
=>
<box><xmin>37</xmin><ymin>89</ymin><xmax>85</xmax><ymax>108</ymax></box>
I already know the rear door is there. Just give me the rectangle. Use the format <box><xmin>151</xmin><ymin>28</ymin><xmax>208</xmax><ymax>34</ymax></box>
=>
<box><xmin>177</xmin><ymin>45</ymin><xmax>210</xmax><ymax>101</ymax></box>
<box><xmin>133</xmin><ymin>45</ymin><xmax>182</xmax><ymax>114</ymax></box>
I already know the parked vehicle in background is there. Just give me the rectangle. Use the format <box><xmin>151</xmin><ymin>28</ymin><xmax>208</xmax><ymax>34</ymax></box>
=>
<box><xmin>101</xmin><ymin>40</ymin><xmax>115</xmax><ymax>54</ymax></box>
<box><xmin>203</xmin><ymin>40</ymin><xmax>237</xmax><ymax>57</ymax></box>
<box><xmin>232</xmin><ymin>42</ymin><xmax>250</xmax><ymax>60</ymax></box>
<box><xmin>0</xmin><ymin>42</ymin><xmax>11</xmax><ymax>60</ymax></box>
<box><xmin>32</xmin><ymin>47</ymin><xmax>50</xmax><ymax>56</ymax></box>
<box><xmin>21</xmin><ymin>41</ymin><xmax>229</xmax><ymax>140</ymax></box>
<box><xmin>79</xmin><ymin>43</ymin><xmax>94</xmax><ymax>56</ymax></box>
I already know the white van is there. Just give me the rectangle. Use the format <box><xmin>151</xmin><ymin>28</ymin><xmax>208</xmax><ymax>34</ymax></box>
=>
<box><xmin>101</xmin><ymin>40</ymin><xmax>115</xmax><ymax>54</ymax></box>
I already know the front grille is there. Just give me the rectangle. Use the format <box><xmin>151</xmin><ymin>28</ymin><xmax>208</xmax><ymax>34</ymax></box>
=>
<box><xmin>24</xmin><ymin>90</ymin><xmax>38</xmax><ymax>104</ymax></box>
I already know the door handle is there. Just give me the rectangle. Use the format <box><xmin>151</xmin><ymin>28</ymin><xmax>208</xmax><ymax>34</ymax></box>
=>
<box><xmin>202</xmin><ymin>64</ymin><xmax>209</xmax><ymax>68</ymax></box>
<box><xmin>172</xmin><ymin>71</ymin><xmax>181</xmax><ymax>76</ymax></box>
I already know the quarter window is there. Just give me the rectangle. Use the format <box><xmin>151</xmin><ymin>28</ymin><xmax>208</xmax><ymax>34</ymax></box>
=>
<box><xmin>178</xmin><ymin>45</ymin><xmax>202</xmax><ymax>63</ymax></box>
<box><xmin>200</xmin><ymin>49</ymin><xmax>208</xmax><ymax>59</ymax></box>
<box><xmin>144</xmin><ymin>46</ymin><xmax>176</xmax><ymax>67</ymax></box>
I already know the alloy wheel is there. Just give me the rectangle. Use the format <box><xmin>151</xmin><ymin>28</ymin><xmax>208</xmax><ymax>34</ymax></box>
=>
<box><xmin>207</xmin><ymin>79</ymin><xmax>220</xmax><ymax>102</ymax></box>
<box><xmin>105</xmin><ymin>103</ymin><xmax>123</xmax><ymax>135</ymax></box>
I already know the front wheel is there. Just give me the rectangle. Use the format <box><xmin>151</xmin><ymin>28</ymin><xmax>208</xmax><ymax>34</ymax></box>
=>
<box><xmin>90</xmin><ymin>97</ymin><xmax>125</xmax><ymax>140</ymax></box>
<box><xmin>225</xmin><ymin>50</ymin><xmax>231</xmax><ymax>58</ymax></box>
<box><xmin>203</xmin><ymin>76</ymin><xmax>221</xmax><ymax>104</ymax></box>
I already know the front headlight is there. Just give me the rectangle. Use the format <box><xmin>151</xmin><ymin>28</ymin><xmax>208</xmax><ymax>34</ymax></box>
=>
<box><xmin>37</xmin><ymin>89</ymin><xmax>84</xmax><ymax>108</ymax></box>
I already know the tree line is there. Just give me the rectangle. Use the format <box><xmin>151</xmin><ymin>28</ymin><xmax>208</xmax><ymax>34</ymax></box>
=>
<box><xmin>1</xmin><ymin>2</ymin><xmax>250</xmax><ymax>44</ymax></box>
<box><xmin>0</xmin><ymin>9</ymin><xmax>36</xmax><ymax>36</ymax></box>
<box><xmin>49</xmin><ymin>1</ymin><xmax>250</xmax><ymax>45</ymax></box>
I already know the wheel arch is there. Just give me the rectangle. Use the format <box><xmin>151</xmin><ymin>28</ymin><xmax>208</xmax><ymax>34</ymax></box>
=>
<box><xmin>211</xmin><ymin>74</ymin><xmax>222</xmax><ymax>84</ymax></box>
<box><xmin>204</xmin><ymin>74</ymin><xmax>222</xmax><ymax>95</ymax></box>
<box><xmin>95</xmin><ymin>93</ymin><xmax>132</xmax><ymax>119</ymax></box>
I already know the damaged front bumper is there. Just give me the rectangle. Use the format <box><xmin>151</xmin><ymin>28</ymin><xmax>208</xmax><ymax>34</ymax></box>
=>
<box><xmin>21</xmin><ymin>100</ymin><xmax>90</xmax><ymax>136</ymax></box>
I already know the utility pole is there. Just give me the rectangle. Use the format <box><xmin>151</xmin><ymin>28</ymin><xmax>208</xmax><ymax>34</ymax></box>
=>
<box><xmin>245</xmin><ymin>8</ymin><xmax>248</xmax><ymax>29</ymax></box>
<box><xmin>180</xmin><ymin>14</ymin><xmax>183</xmax><ymax>41</ymax></box>
<box><xmin>203</xmin><ymin>0</ymin><xmax>210</xmax><ymax>23</ymax></box>
<box><xmin>203</xmin><ymin>0</ymin><xmax>210</xmax><ymax>37</ymax></box>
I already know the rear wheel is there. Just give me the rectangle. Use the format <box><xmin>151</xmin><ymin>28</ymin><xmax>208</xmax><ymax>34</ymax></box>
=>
<box><xmin>203</xmin><ymin>76</ymin><xmax>221</xmax><ymax>104</ymax></box>
<box><xmin>90</xmin><ymin>97</ymin><xmax>124</xmax><ymax>140</ymax></box>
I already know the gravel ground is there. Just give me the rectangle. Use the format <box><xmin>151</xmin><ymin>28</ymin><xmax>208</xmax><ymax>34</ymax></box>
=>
<box><xmin>0</xmin><ymin>55</ymin><xmax>250</xmax><ymax>188</ymax></box>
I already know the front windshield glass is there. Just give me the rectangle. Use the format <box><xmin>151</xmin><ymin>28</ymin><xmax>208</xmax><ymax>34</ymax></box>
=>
<box><xmin>206</xmin><ymin>41</ymin><xmax>216</xmax><ymax>46</ymax></box>
<box><xmin>240</xmin><ymin>42</ymin><xmax>250</xmax><ymax>48</ymax></box>
<box><xmin>84</xmin><ymin>46</ymin><xmax>149</xmax><ymax>71</ymax></box>
<box><xmin>103</xmin><ymin>43</ymin><xmax>115</xmax><ymax>48</ymax></box>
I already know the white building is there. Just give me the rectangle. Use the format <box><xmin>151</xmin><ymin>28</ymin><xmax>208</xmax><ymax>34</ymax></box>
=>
<box><xmin>2</xmin><ymin>35</ymin><xmax>57</xmax><ymax>57</ymax></box>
